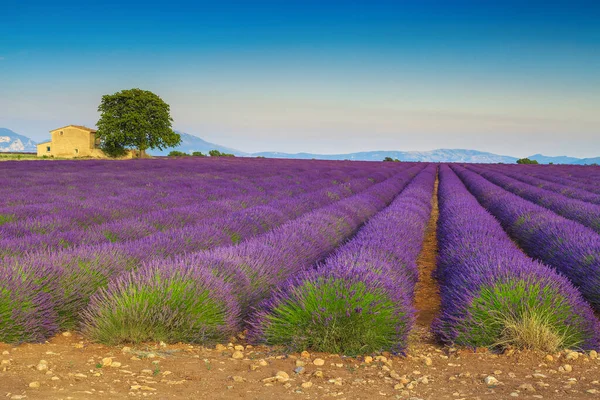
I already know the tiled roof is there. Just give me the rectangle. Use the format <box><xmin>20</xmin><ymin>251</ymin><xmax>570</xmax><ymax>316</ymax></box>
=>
<box><xmin>50</xmin><ymin>125</ymin><xmax>97</xmax><ymax>133</ymax></box>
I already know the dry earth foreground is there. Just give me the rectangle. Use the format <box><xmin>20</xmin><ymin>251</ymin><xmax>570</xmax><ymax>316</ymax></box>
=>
<box><xmin>2</xmin><ymin>159</ymin><xmax>600</xmax><ymax>399</ymax></box>
<box><xmin>2</xmin><ymin>330</ymin><xmax>600</xmax><ymax>399</ymax></box>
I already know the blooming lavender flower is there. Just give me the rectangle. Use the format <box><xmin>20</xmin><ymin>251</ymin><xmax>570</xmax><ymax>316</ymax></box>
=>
<box><xmin>434</xmin><ymin>165</ymin><xmax>600</xmax><ymax>351</ymax></box>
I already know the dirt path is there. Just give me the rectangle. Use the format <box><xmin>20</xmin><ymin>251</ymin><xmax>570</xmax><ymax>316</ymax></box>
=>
<box><xmin>413</xmin><ymin>173</ymin><xmax>441</xmax><ymax>328</ymax></box>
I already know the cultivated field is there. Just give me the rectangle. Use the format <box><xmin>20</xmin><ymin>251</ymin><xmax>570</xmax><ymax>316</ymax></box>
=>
<box><xmin>1</xmin><ymin>158</ymin><xmax>600</xmax><ymax>399</ymax></box>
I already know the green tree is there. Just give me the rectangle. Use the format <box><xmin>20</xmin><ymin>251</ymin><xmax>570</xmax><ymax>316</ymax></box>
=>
<box><xmin>516</xmin><ymin>158</ymin><xmax>539</xmax><ymax>165</ymax></box>
<box><xmin>96</xmin><ymin>88</ymin><xmax>181</xmax><ymax>158</ymax></box>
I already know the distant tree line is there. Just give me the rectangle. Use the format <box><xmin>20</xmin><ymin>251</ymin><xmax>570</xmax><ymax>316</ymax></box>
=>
<box><xmin>167</xmin><ymin>149</ymin><xmax>235</xmax><ymax>157</ymax></box>
<box><xmin>383</xmin><ymin>157</ymin><xmax>401</xmax><ymax>162</ymax></box>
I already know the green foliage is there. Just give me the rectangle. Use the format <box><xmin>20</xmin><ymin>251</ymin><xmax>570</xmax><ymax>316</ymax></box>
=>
<box><xmin>82</xmin><ymin>273</ymin><xmax>230</xmax><ymax>345</ymax></box>
<box><xmin>516</xmin><ymin>158</ymin><xmax>539</xmax><ymax>164</ymax></box>
<box><xmin>260</xmin><ymin>279</ymin><xmax>404</xmax><ymax>356</ymax></box>
<box><xmin>455</xmin><ymin>281</ymin><xmax>586</xmax><ymax>351</ymax></box>
<box><xmin>192</xmin><ymin>151</ymin><xmax>206</xmax><ymax>157</ymax></box>
<box><xmin>0</xmin><ymin>214</ymin><xmax>15</xmax><ymax>226</ymax></box>
<box><xmin>168</xmin><ymin>150</ymin><xmax>188</xmax><ymax>157</ymax></box>
<box><xmin>208</xmin><ymin>149</ymin><xmax>235</xmax><ymax>157</ymax></box>
<box><xmin>383</xmin><ymin>157</ymin><xmax>400</xmax><ymax>162</ymax></box>
<box><xmin>96</xmin><ymin>88</ymin><xmax>181</xmax><ymax>157</ymax></box>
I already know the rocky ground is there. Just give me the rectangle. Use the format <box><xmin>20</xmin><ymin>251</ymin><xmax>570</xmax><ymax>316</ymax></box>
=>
<box><xmin>2</xmin><ymin>329</ymin><xmax>600</xmax><ymax>400</ymax></box>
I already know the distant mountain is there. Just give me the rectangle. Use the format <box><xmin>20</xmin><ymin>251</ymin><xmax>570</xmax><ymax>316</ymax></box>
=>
<box><xmin>148</xmin><ymin>132</ymin><xmax>247</xmax><ymax>156</ymax></box>
<box><xmin>2</xmin><ymin>127</ymin><xmax>598</xmax><ymax>164</ymax></box>
<box><xmin>0</xmin><ymin>128</ymin><xmax>37</xmax><ymax>152</ymax></box>
<box><xmin>253</xmin><ymin>148</ymin><xmax>519</xmax><ymax>163</ymax></box>
<box><xmin>528</xmin><ymin>154</ymin><xmax>600</xmax><ymax>165</ymax></box>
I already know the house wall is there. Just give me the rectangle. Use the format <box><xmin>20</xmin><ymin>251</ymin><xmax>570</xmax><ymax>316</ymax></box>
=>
<box><xmin>36</xmin><ymin>142</ymin><xmax>52</xmax><ymax>157</ymax></box>
<box><xmin>39</xmin><ymin>127</ymin><xmax>104</xmax><ymax>158</ymax></box>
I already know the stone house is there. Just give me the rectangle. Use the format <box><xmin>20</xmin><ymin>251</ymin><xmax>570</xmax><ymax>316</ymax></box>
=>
<box><xmin>37</xmin><ymin>125</ymin><xmax>107</xmax><ymax>158</ymax></box>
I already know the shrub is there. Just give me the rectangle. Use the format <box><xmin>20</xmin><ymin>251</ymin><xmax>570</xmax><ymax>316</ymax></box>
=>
<box><xmin>516</xmin><ymin>158</ymin><xmax>539</xmax><ymax>164</ymax></box>
<box><xmin>192</xmin><ymin>151</ymin><xmax>205</xmax><ymax>157</ymax></box>
<box><xmin>81</xmin><ymin>264</ymin><xmax>240</xmax><ymax>345</ymax></box>
<box><xmin>0</xmin><ymin>267</ymin><xmax>59</xmax><ymax>343</ymax></box>
<box><xmin>209</xmin><ymin>150</ymin><xmax>235</xmax><ymax>157</ymax></box>
<box><xmin>248</xmin><ymin>265</ymin><xmax>412</xmax><ymax>355</ymax></box>
<box><xmin>168</xmin><ymin>150</ymin><xmax>187</xmax><ymax>157</ymax></box>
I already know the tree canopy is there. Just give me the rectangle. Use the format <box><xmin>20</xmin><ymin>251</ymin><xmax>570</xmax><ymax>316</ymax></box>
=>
<box><xmin>96</xmin><ymin>88</ymin><xmax>181</xmax><ymax>157</ymax></box>
<box><xmin>516</xmin><ymin>158</ymin><xmax>539</xmax><ymax>165</ymax></box>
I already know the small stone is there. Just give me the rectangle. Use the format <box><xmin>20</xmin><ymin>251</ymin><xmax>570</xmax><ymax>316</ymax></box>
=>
<box><xmin>214</xmin><ymin>344</ymin><xmax>227</xmax><ymax>351</ymax></box>
<box><xmin>11</xmin><ymin>395</ymin><xmax>27</xmax><ymax>400</ymax></box>
<box><xmin>562</xmin><ymin>364</ymin><xmax>573</xmax><ymax>372</ymax></box>
<box><xmin>423</xmin><ymin>357</ymin><xmax>433</xmax><ymax>366</ymax></box>
<box><xmin>301</xmin><ymin>381</ymin><xmax>313</xmax><ymax>388</ymax></box>
<box><xmin>294</xmin><ymin>366</ymin><xmax>305</xmax><ymax>374</ymax></box>
<box><xmin>121</xmin><ymin>346</ymin><xmax>131</xmax><ymax>353</ymax></box>
<box><xmin>300</xmin><ymin>351</ymin><xmax>311</xmax><ymax>359</ymax></box>
<box><xmin>313</xmin><ymin>370</ymin><xmax>324</xmax><ymax>378</ymax></box>
<box><xmin>329</xmin><ymin>378</ymin><xmax>343</xmax><ymax>386</ymax></box>
<box><xmin>545</xmin><ymin>355</ymin><xmax>554</xmax><ymax>362</ymax></box>
<box><xmin>61</xmin><ymin>331</ymin><xmax>72</xmax><ymax>337</ymax></box>
<box><xmin>36</xmin><ymin>361</ymin><xmax>48</xmax><ymax>371</ymax></box>
<box><xmin>258</xmin><ymin>359</ymin><xmax>268</xmax><ymax>366</ymax></box>
<box><xmin>510</xmin><ymin>392</ymin><xmax>519</xmax><ymax>397</ymax></box>
<box><xmin>159</xmin><ymin>341</ymin><xmax>167</xmax><ymax>347</ymax></box>
<box><xmin>141</xmin><ymin>369</ymin><xmax>153</xmax><ymax>374</ymax></box>
<box><xmin>590</xmin><ymin>350</ymin><xmax>598</xmax><ymax>360</ymax></box>
<box><xmin>565</xmin><ymin>352</ymin><xmax>579</xmax><ymax>361</ymax></box>
<box><xmin>234</xmin><ymin>345</ymin><xmax>245</xmax><ymax>351</ymax></box>
<box><xmin>101</xmin><ymin>357</ymin><xmax>113</xmax><ymax>367</ymax></box>
<box><xmin>390</xmin><ymin>371</ymin><xmax>401</xmax><ymax>381</ymax></box>
<box><xmin>393</xmin><ymin>383</ymin><xmax>404</xmax><ymax>390</ymax></box>
<box><xmin>484</xmin><ymin>376</ymin><xmax>500</xmax><ymax>387</ymax></box>
<box><xmin>110</xmin><ymin>361</ymin><xmax>122</xmax><ymax>368</ymax></box>
<box><xmin>29</xmin><ymin>381</ymin><xmax>41</xmax><ymax>388</ymax></box>
<box><xmin>276</xmin><ymin>371</ymin><xmax>290</xmax><ymax>383</ymax></box>
<box><xmin>587</xmin><ymin>389</ymin><xmax>600</xmax><ymax>394</ymax></box>
<box><xmin>313</xmin><ymin>358</ymin><xmax>325</xmax><ymax>366</ymax></box>
<box><xmin>74</xmin><ymin>343</ymin><xmax>84</xmax><ymax>349</ymax></box>
<box><xmin>533</xmin><ymin>373</ymin><xmax>547</xmax><ymax>379</ymax></box>
<box><xmin>146</xmin><ymin>353</ymin><xmax>156</xmax><ymax>358</ymax></box>
<box><xmin>232</xmin><ymin>376</ymin><xmax>245</xmax><ymax>382</ymax></box>
<box><xmin>2</xmin><ymin>351</ymin><xmax>9</xmax><ymax>355</ymax></box>
<box><xmin>364</xmin><ymin>356</ymin><xmax>373</xmax><ymax>364</ymax></box>
<box><xmin>296</xmin><ymin>360</ymin><xmax>305</xmax><ymax>367</ymax></box>
<box><xmin>232</xmin><ymin>351</ymin><xmax>244</xmax><ymax>359</ymax></box>
<box><xmin>74</xmin><ymin>373</ymin><xmax>87</xmax><ymax>378</ymax></box>
<box><xmin>519</xmin><ymin>383</ymin><xmax>536</xmax><ymax>392</ymax></box>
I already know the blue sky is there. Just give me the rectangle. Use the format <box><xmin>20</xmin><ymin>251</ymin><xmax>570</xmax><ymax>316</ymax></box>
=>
<box><xmin>1</xmin><ymin>0</ymin><xmax>599</xmax><ymax>156</ymax></box>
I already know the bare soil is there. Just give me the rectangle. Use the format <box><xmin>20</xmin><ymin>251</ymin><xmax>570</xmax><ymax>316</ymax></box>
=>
<box><xmin>2</xmin><ymin>177</ymin><xmax>600</xmax><ymax>399</ymax></box>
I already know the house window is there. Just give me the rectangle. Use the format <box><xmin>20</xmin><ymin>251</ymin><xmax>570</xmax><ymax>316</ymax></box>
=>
<box><xmin>46</xmin><ymin>146</ymin><xmax>51</xmax><ymax>152</ymax></box>
<box><xmin>60</xmin><ymin>131</ymin><xmax>63</xmax><ymax>135</ymax></box>
<box><xmin>75</xmin><ymin>149</ymin><xmax>79</xmax><ymax>154</ymax></box>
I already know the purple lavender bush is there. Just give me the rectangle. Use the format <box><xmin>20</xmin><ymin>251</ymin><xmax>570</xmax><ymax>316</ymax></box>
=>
<box><xmin>0</xmin><ymin>267</ymin><xmax>59</xmax><ymax>343</ymax></box>
<box><xmin>434</xmin><ymin>165</ymin><xmax>600</xmax><ymax>351</ymax></box>
<box><xmin>453</xmin><ymin>165</ymin><xmax>600</xmax><ymax>311</ymax></box>
<box><xmin>81</xmin><ymin>263</ymin><xmax>240</xmax><ymax>345</ymax></box>
<box><xmin>247</xmin><ymin>165</ymin><xmax>436</xmax><ymax>355</ymax></box>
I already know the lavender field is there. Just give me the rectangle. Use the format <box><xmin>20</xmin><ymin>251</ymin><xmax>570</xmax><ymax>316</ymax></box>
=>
<box><xmin>1</xmin><ymin>158</ymin><xmax>600</xmax><ymax>354</ymax></box>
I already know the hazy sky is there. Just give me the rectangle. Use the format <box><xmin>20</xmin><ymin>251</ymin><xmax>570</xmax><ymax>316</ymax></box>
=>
<box><xmin>1</xmin><ymin>0</ymin><xmax>599</xmax><ymax>157</ymax></box>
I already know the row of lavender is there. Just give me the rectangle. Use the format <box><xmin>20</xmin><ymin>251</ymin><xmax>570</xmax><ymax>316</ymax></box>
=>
<box><xmin>453</xmin><ymin>165</ymin><xmax>600</xmax><ymax>311</ymax></box>
<box><xmin>0</xmin><ymin>159</ymin><xmax>424</xmax><ymax>343</ymax></box>
<box><xmin>0</xmin><ymin>158</ymin><xmax>403</xmax><ymax>255</ymax></box>
<box><xmin>2</xmin><ymin>163</ymin><xmax>422</xmax><ymax>334</ymax></box>
<box><xmin>80</xmin><ymin>165</ymin><xmax>428</xmax><ymax>345</ymax></box>
<box><xmin>464</xmin><ymin>164</ymin><xmax>600</xmax><ymax>234</ymax></box>
<box><xmin>434</xmin><ymin>165</ymin><xmax>600</xmax><ymax>351</ymax></box>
